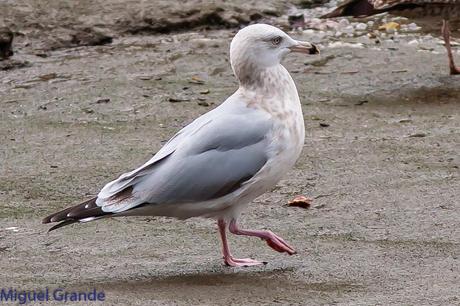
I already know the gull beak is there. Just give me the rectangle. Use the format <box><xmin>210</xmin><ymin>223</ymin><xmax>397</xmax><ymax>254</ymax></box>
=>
<box><xmin>289</xmin><ymin>41</ymin><xmax>320</xmax><ymax>55</ymax></box>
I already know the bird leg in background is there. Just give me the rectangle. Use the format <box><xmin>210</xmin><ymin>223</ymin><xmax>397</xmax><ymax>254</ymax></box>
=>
<box><xmin>228</xmin><ymin>219</ymin><xmax>296</xmax><ymax>255</ymax></box>
<box><xmin>217</xmin><ymin>219</ymin><xmax>264</xmax><ymax>267</ymax></box>
<box><xmin>442</xmin><ymin>20</ymin><xmax>460</xmax><ymax>75</ymax></box>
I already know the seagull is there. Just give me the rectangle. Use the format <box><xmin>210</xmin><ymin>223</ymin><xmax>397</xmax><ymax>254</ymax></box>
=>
<box><xmin>321</xmin><ymin>0</ymin><xmax>460</xmax><ymax>75</ymax></box>
<box><xmin>43</xmin><ymin>24</ymin><xmax>319</xmax><ymax>267</ymax></box>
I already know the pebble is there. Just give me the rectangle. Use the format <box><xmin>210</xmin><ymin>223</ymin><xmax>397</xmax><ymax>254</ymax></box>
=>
<box><xmin>343</xmin><ymin>25</ymin><xmax>354</xmax><ymax>34</ymax></box>
<box><xmin>4</xmin><ymin>227</ymin><xmax>19</xmax><ymax>232</ymax></box>
<box><xmin>355</xmin><ymin>23</ymin><xmax>367</xmax><ymax>31</ymax></box>
<box><xmin>297</xmin><ymin>2</ymin><xmax>428</xmax><ymax>50</ymax></box>
<box><xmin>407</xmin><ymin>23</ymin><xmax>421</xmax><ymax>31</ymax></box>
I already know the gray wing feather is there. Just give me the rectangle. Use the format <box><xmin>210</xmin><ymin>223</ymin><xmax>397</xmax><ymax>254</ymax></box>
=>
<box><xmin>97</xmin><ymin>110</ymin><xmax>215</xmax><ymax>200</ymax></box>
<box><xmin>98</xmin><ymin>101</ymin><xmax>272</xmax><ymax>213</ymax></box>
<box><xmin>136</xmin><ymin>112</ymin><xmax>272</xmax><ymax>204</ymax></box>
<box><xmin>142</xmin><ymin>141</ymin><xmax>268</xmax><ymax>204</ymax></box>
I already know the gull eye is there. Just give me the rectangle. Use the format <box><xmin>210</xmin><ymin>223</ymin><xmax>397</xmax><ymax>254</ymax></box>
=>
<box><xmin>272</xmin><ymin>36</ymin><xmax>282</xmax><ymax>46</ymax></box>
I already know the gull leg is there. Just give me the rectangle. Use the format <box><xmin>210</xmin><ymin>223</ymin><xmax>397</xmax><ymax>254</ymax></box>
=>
<box><xmin>442</xmin><ymin>20</ymin><xmax>460</xmax><ymax>75</ymax></box>
<box><xmin>228</xmin><ymin>219</ymin><xmax>296</xmax><ymax>255</ymax></box>
<box><xmin>217</xmin><ymin>219</ymin><xmax>264</xmax><ymax>267</ymax></box>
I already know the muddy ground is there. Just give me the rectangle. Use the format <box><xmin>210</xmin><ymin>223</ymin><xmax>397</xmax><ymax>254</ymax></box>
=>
<box><xmin>1</xmin><ymin>1</ymin><xmax>459</xmax><ymax>305</ymax></box>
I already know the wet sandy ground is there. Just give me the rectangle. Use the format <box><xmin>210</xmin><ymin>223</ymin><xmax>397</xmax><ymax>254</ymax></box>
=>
<box><xmin>1</xmin><ymin>1</ymin><xmax>460</xmax><ymax>305</ymax></box>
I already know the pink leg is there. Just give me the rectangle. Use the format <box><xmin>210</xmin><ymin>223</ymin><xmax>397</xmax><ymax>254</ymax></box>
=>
<box><xmin>228</xmin><ymin>219</ymin><xmax>296</xmax><ymax>255</ymax></box>
<box><xmin>442</xmin><ymin>19</ymin><xmax>460</xmax><ymax>75</ymax></box>
<box><xmin>217</xmin><ymin>219</ymin><xmax>265</xmax><ymax>267</ymax></box>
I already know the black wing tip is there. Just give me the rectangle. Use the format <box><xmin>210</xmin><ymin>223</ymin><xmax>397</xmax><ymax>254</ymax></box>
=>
<box><xmin>42</xmin><ymin>216</ymin><xmax>51</xmax><ymax>224</ymax></box>
<box><xmin>48</xmin><ymin>220</ymin><xmax>78</xmax><ymax>232</ymax></box>
<box><xmin>42</xmin><ymin>196</ymin><xmax>98</xmax><ymax>229</ymax></box>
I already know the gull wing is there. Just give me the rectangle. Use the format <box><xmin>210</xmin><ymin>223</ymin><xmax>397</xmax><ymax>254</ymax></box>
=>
<box><xmin>43</xmin><ymin>96</ymin><xmax>274</xmax><ymax>228</ymax></box>
<box><xmin>97</xmin><ymin>103</ymin><xmax>273</xmax><ymax>213</ymax></box>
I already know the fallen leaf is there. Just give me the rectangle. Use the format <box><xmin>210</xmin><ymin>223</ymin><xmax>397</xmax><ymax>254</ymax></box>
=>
<box><xmin>168</xmin><ymin>97</ymin><xmax>190</xmax><ymax>103</ymax></box>
<box><xmin>355</xmin><ymin>100</ymin><xmax>368</xmax><ymax>106</ymax></box>
<box><xmin>81</xmin><ymin>107</ymin><xmax>94</xmax><ymax>114</ymax></box>
<box><xmin>392</xmin><ymin>69</ymin><xmax>408</xmax><ymax>73</ymax></box>
<box><xmin>409</xmin><ymin>132</ymin><xmax>427</xmax><ymax>138</ymax></box>
<box><xmin>38</xmin><ymin>73</ymin><xmax>57</xmax><ymax>81</ymax></box>
<box><xmin>378</xmin><ymin>22</ymin><xmax>400</xmax><ymax>31</ymax></box>
<box><xmin>287</xmin><ymin>195</ymin><xmax>313</xmax><ymax>209</ymax></box>
<box><xmin>95</xmin><ymin>98</ymin><xmax>110</xmax><ymax>104</ymax></box>
<box><xmin>197</xmin><ymin>101</ymin><xmax>210</xmax><ymax>107</ymax></box>
<box><xmin>210</xmin><ymin>67</ymin><xmax>226</xmax><ymax>76</ymax></box>
<box><xmin>189</xmin><ymin>76</ymin><xmax>205</xmax><ymax>84</ymax></box>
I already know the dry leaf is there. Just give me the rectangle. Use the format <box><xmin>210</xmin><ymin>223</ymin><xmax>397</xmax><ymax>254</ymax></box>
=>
<box><xmin>287</xmin><ymin>195</ymin><xmax>313</xmax><ymax>209</ymax></box>
<box><xmin>189</xmin><ymin>76</ymin><xmax>205</xmax><ymax>84</ymax></box>
<box><xmin>38</xmin><ymin>73</ymin><xmax>57</xmax><ymax>81</ymax></box>
<box><xmin>378</xmin><ymin>22</ymin><xmax>400</xmax><ymax>31</ymax></box>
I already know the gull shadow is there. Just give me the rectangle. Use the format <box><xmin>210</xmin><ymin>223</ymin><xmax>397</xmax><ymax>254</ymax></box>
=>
<box><xmin>70</xmin><ymin>267</ymin><xmax>361</xmax><ymax>303</ymax></box>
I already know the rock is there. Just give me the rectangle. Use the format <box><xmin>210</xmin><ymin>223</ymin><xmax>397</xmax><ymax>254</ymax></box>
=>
<box><xmin>0</xmin><ymin>28</ymin><xmax>14</xmax><ymax>60</ymax></box>
<box><xmin>407</xmin><ymin>23</ymin><xmax>421</xmax><ymax>32</ymax></box>
<box><xmin>343</xmin><ymin>25</ymin><xmax>354</xmax><ymax>34</ymax></box>
<box><xmin>355</xmin><ymin>23</ymin><xmax>367</xmax><ymax>31</ymax></box>
<box><xmin>288</xmin><ymin>14</ymin><xmax>305</xmax><ymax>29</ymax></box>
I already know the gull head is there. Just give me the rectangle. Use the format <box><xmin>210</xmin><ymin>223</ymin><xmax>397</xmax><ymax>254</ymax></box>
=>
<box><xmin>230</xmin><ymin>24</ymin><xmax>319</xmax><ymax>83</ymax></box>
